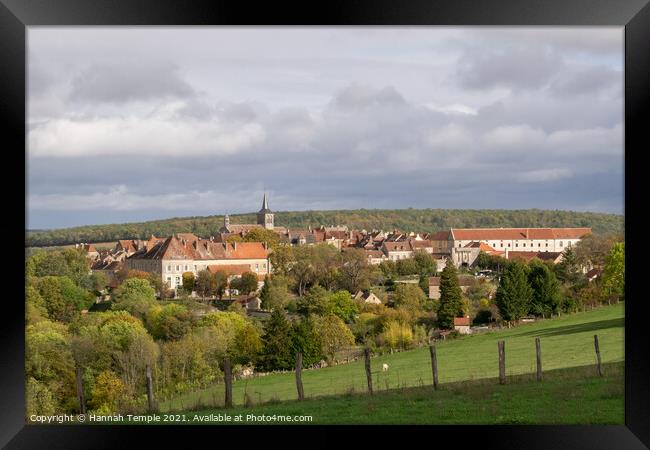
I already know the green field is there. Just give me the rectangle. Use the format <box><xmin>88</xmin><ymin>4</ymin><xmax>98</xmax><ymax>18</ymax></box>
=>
<box><xmin>161</xmin><ymin>303</ymin><xmax>624</xmax><ymax>412</ymax></box>
<box><xmin>180</xmin><ymin>362</ymin><xmax>623</xmax><ymax>424</ymax></box>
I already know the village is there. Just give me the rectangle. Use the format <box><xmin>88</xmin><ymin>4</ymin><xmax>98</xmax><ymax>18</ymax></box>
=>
<box><xmin>71</xmin><ymin>194</ymin><xmax>601</xmax><ymax>336</ymax></box>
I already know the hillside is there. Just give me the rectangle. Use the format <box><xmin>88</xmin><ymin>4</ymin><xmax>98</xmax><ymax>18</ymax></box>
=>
<box><xmin>25</xmin><ymin>208</ymin><xmax>624</xmax><ymax>247</ymax></box>
<box><xmin>160</xmin><ymin>303</ymin><xmax>624</xmax><ymax>411</ymax></box>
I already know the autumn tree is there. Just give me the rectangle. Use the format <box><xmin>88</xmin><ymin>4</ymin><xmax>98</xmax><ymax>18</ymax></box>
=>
<box><xmin>338</xmin><ymin>248</ymin><xmax>371</xmax><ymax>293</ymax></box>
<box><xmin>602</xmin><ymin>242</ymin><xmax>625</xmax><ymax>303</ymax></box>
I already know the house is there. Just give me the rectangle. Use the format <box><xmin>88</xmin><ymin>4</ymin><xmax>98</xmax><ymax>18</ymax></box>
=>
<box><xmin>364</xmin><ymin>249</ymin><xmax>387</xmax><ymax>265</ymax></box>
<box><xmin>124</xmin><ymin>235</ymin><xmax>271</xmax><ymax>294</ymax></box>
<box><xmin>453</xmin><ymin>316</ymin><xmax>471</xmax><ymax>334</ymax></box>
<box><xmin>585</xmin><ymin>267</ymin><xmax>603</xmax><ymax>282</ymax></box>
<box><xmin>450</xmin><ymin>227</ymin><xmax>591</xmax><ymax>256</ymax></box>
<box><xmin>428</xmin><ymin>275</ymin><xmax>476</xmax><ymax>299</ymax></box>
<box><xmin>75</xmin><ymin>243</ymin><xmax>99</xmax><ymax>260</ymax></box>
<box><xmin>353</xmin><ymin>291</ymin><xmax>383</xmax><ymax>304</ymax></box>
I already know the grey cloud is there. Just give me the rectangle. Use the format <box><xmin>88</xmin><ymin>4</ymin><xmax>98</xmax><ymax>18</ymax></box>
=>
<box><xmin>70</xmin><ymin>62</ymin><xmax>195</xmax><ymax>103</ymax></box>
<box><xmin>549</xmin><ymin>65</ymin><xmax>621</xmax><ymax>97</ymax></box>
<box><xmin>456</xmin><ymin>46</ymin><xmax>564</xmax><ymax>91</ymax></box>
<box><xmin>330</xmin><ymin>84</ymin><xmax>407</xmax><ymax>110</ymax></box>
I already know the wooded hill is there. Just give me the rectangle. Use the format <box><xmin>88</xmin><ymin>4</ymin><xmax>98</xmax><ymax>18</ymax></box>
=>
<box><xmin>26</xmin><ymin>208</ymin><xmax>624</xmax><ymax>247</ymax></box>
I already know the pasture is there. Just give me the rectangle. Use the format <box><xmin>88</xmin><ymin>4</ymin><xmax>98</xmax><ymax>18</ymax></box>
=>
<box><xmin>160</xmin><ymin>303</ymin><xmax>624</xmax><ymax>412</ymax></box>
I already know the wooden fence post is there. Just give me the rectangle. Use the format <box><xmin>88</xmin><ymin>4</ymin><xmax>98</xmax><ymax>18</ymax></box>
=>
<box><xmin>498</xmin><ymin>340</ymin><xmax>506</xmax><ymax>385</ymax></box>
<box><xmin>295</xmin><ymin>352</ymin><xmax>305</xmax><ymax>401</ymax></box>
<box><xmin>594</xmin><ymin>334</ymin><xmax>603</xmax><ymax>377</ymax></box>
<box><xmin>429</xmin><ymin>344</ymin><xmax>439</xmax><ymax>390</ymax></box>
<box><xmin>223</xmin><ymin>358</ymin><xmax>233</xmax><ymax>407</ymax></box>
<box><xmin>146</xmin><ymin>364</ymin><xmax>155</xmax><ymax>411</ymax></box>
<box><xmin>535</xmin><ymin>338</ymin><xmax>542</xmax><ymax>382</ymax></box>
<box><xmin>364</xmin><ymin>347</ymin><xmax>373</xmax><ymax>395</ymax></box>
<box><xmin>75</xmin><ymin>364</ymin><xmax>86</xmax><ymax>415</ymax></box>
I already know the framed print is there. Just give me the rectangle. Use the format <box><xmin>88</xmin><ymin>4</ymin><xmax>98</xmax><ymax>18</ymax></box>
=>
<box><xmin>2</xmin><ymin>0</ymin><xmax>649</xmax><ymax>448</ymax></box>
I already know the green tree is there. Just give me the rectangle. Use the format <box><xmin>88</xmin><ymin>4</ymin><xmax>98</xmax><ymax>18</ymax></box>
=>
<box><xmin>210</xmin><ymin>271</ymin><xmax>229</xmax><ymax>300</ymax></box>
<box><xmin>396</xmin><ymin>258</ymin><xmax>419</xmax><ymax>276</ymax></box>
<box><xmin>311</xmin><ymin>244</ymin><xmax>342</xmax><ymax>290</ymax></box>
<box><xmin>602</xmin><ymin>242</ymin><xmax>624</xmax><ymax>303</ymax></box>
<box><xmin>327</xmin><ymin>290</ymin><xmax>359</xmax><ymax>323</ymax></box>
<box><xmin>393</xmin><ymin>283</ymin><xmax>427</xmax><ymax>311</ymax></box>
<box><xmin>496</xmin><ymin>261</ymin><xmax>533</xmax><ymax>323</ymax></box>
<box><xmin>234</xmin><ymin>272</ymin><xmax>259</xmax><ymax>295</ymax></box>
<box><xmin>260</xmin><ymin>277</ymin><xmax>290</xmax><ymax>311</ymax></box>
<box><xmin>257</xmin><ymin>309</ymin><xmax>294</xmax><ymax>371</ymax></box>
<box><xmin>290</xmin><ymin>316</ymin><xmax>323</xmax><ymax>367</ymax></box>
<box><xmin>36</xmin><ymin>276</ymin><xmax>94</xmax><ymax>322</ymax></box>
<box><xmin>146</xmin><ymin>303</ymin><xmax>195</xmax><ymax>341</ymax></box>
<box><xmin>268</xmin><ymin>244</ymin><xmax>294</xmax><ymax>276</ymax></box>
<box><xmin>555</xmin><ymin>247</ymin><xmax>581</xmax><ymax>285</ymax></box>
<box><xmin>195</xmin><ymin>270</ymin><xmax>213</xmax><ymax>300</ymax></box>
<box><xmin>379</xmin><ymin>260</ymin><xmax>397</xmax><ymax>279</ymax></box>
<box><xmin>241</xmin><ymin>228</ymin><xmax>281</xmax><ymax>248</ymax></box>
<box><xmin>181</xmin><ymin>272</ymin><xmax>195</xmax><ymax>295</ymax></box>
<box><xmin>313</xmin><ymin>314</ymin><xmax>355</xmax><ymax>362</ymax></box>
<box><xmin>414</xmin><ymin>250</ymin><xmax>437</xmax><ymax>276</ymax></box>
<box><xmin>528</xmin><ymin>259</ymin><xmax>562</xmax><ymax>317</ymax></box>
<box><xmin>111</xmin><ymin>278</ymin><xmax>157</xmax><ymax>320</ymax></box>
<box><xmin>436</xmin><ymin>260</ymin><xmax>466</xmax><ymax>329</ymax></box>
<box><xmin>296</xmin><ymin>285</ymin><xmax>329</xmax><ymax>316</ymax></box>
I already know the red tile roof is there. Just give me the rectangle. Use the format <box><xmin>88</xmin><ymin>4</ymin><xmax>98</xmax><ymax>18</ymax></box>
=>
<box><xmin>208</xmin><ymin>264</ymin><xmax>252</xmax><ymax>276</ymax></box>
<box><xmin>454</xmin><ymin>317</ymin><xmax>470</xmax><ymax>326</ymax></box>
<box><xmin>451</xmin><ymin>227</ymin><xmax>591</xmax><ymax>241</ymax></box>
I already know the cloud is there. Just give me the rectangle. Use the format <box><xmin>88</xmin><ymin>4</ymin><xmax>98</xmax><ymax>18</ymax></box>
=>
<box><xmin>69</xmin><ymin>62</ymin><xmax>195</xmax><ymax>104</ymax></box>
<box><xmin>482</xmin><ymin>124</ymin><xmax>547</xmax><ymax>151</ymax></box>
<box><xmin>456</xmin><ymin>45</ymin><xmax>564</xmax><ymax>91</ymax></box>
<box><xmin>330</xmin><ymin>84</ymin><xmax>406</xmax><ymax>110</ymax></box>
<box><xmin>549</xmin><ymin>64</ymin><xmax>621</xmax><ymax>97</ymax></box>
<box><xmin>515</xmin><ymin>168</ymin><xmax>573</xmax><ymax>183</ymax></box>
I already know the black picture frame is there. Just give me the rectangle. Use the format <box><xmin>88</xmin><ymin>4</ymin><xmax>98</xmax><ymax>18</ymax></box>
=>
<box><xmin>2</xmin><ymin>0</ymin><xmax>648</xmax><ymax>448</ymax></box>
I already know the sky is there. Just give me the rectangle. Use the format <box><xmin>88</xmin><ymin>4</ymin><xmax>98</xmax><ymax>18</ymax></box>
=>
<box><xmin>27</xmin><ymin>27</ymin><xmax>624</xmax><ymax>229</ymax></box>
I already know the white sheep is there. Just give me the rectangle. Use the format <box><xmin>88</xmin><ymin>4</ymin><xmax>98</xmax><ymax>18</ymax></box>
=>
<box><xmin>382</xmin><ymin>363</ymin><xmax>389</xmax><ymax>372</ymax></box>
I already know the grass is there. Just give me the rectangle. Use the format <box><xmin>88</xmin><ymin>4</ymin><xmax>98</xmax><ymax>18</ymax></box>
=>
<box><xmin>129</xmin><ymin>362</ymin><xmax>623</xmax><ymax>425</ymax></box>
<box><xmin>160</xmin><ymin>303</ymin><xmax>624</xmax><ymax>412</ymax></box>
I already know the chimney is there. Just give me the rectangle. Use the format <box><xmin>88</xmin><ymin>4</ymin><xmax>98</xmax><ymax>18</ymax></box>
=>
<box><xmin>233</xmin><ymin>242</ymin><xmax>237</xmax><ymax>251</ymax></box>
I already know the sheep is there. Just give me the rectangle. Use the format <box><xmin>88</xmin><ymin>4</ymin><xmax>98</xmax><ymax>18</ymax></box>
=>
<box><xmin>382</xmin><ymin>363</ymin><xmax>389</xmax><ymax>372</ymax></box>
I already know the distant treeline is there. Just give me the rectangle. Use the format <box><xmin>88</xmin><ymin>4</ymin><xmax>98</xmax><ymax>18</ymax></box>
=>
<box><xmin>26</xmin><ymin>208</ymin><xmax>624</xmax><ymax>247</ymax></box>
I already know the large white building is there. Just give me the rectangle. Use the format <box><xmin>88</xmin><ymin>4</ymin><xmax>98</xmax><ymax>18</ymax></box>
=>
<box><xmin>448</xmin><ymin>227</ymin><xmax>591</xmax><ymax>267</ymax></box>
<box><xmin>124</xmin><ymin>234</ymin><xmax>271</xmax><ymax>291</ymax></box>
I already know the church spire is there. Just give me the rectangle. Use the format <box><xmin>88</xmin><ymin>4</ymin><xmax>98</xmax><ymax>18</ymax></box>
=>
<box><xmin>262</xmin><ymin>192</ymin><xmax>269</xmax><ymax>211</ymax></box>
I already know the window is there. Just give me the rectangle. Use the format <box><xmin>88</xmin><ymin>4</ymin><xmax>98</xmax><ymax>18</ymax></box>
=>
<box><xmin>515</xmin><ymin>243</ymin><xmax>519</xmax><ymax>247</ymax></box>
<box><xmin>538</xmin><ymin>243</ymin><xmax>541</xmax><ymax>247</ymax></box>
<box><xmin>184</xmin><ymin>265</ymin><xmax>188</xmax><ymax>271</ymax></box>
<box><xmin>523</xmin><ymin>243</ymin><xmax>526</xmax><ymax>247</ymax></box>
<box><xmin>262</xmin><ymin>263</ymin><xmax>267</xmax><ymax>269</ymax></box>
<box><xmin>194</xmin><ymin>265</ymin><xmax>197</xmax><ymax>271</ymax></box>
<box><xmin>175</xmin><ymin>265</ymin><xmax>180</xmax><ymax>271</ymax></box>
<box><xmin>559</xmin><ymin>241</ymin><xmax>564</xmax><ymax>247</ymax></box>
<box><xmin>175</xmin><ymin>276</ymin><xmax>180</xmax><ymax>285</ymax></box>
<box><xmin>167</xmin><ymin>265</ymin><xmax>171</xmax><ymax>271</ymax></box>
<box><xmin>546</xmin><ymin>243</ymin><xmax>549</xmax><ymax>247</ymax></box>
<box><xmin>508</xmin><ymin>243</ymin><xmax>511</xmax><ymax>247</ymax></box>
<box><xmin>166</xmin><ymin>277</ymin><xmax>171</xmax><ymax>283</ymax></box>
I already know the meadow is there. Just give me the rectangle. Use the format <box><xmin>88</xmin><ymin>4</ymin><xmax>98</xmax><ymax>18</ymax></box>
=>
<box><xmin>160</xmin><ymin>303</ymin><xmax>624</xmax><ymax>412</ymax></box>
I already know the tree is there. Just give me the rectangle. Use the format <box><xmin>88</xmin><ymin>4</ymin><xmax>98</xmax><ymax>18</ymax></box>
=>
<box><xmin>290</xmin><ymin>246</ymin><xmax>315</xmax><ymax>296</ymax></box>
<box><xmin>379</xmin><ymin>260</ymin><xmax>397</xmax><ymax>279</ymax></box>
<box><xmin>381</xmin><ymin>320</ymin><xmax>413</xmax><ymax>350</ymax></box>
<box><xmin>436</xmin><ymin>260</ymin><xmax>466</xmax><ymax>329</ymax></box>
<box><xmin>36</xmin><ymin>276</ymin><xmax>94</xmax><ymax>322</ymax></box>
<box><xmin>181</xmin><ymin>272</ymin><xmax>195</xmax><ymax>295</ymax></box>
<box><xmin>602</xmin><ymin>242</ymin><xmax>624</xmax><ymax>303</ymax></box>
<box><xmin>311</xmin><ymin>244</ymin><xmax>342</xmax><ymax>290</ymax></box>
<box><xmin>259</xmin><ymin>276</ymin><xmax>290</xmax><ymax>311</ymax></box>
<box><xmin>233</xmin><ymin>272</ymin><xmax>259</xmax><ymax>296</ymax></box>
<box><xmin>496</xmin><ymin>261</ymin><xmax>533</xmax><ymax>323</ymax></box>
<box><xmin>111</xmin><ymin>278</ymin><xmax>157</xmax><ymax>320</ymax></box>
<box><xmin>146</xmin><ymin>303</ymin><xmax>194</xmax><ymax>341</ymax></box>
<box><xmin>27</xmin><ymin>248</ymin><xmax>90</xmax><ymax>286</ymax></box>
<box><xmin>257</xmin><ymin>309</ymin><xmax>294</xmax><ymax>371</ymax></box>
<box><xmin>268</xmin><ymin>244</ymin><xmax>294</xmax><ymax>276</ymax></box>
<box><xmin>88</xmin><ymin>369</ymin><xmax>127</xmax><ymax>414</ymax></box>
<box><xmin>327</xmin><ymin>290</ymin><xmax>359</xmax><ymax>323</ymax></box>
<box><xmin>528</xmin><ymin>259</ymin><xmax>562</xmax><ymax>317</ymax></box>
<box><xmin>555</xmin><ymin>247</ymin><xmax>581</xmax><ymax>285</ymax></box>
<box><xmin>313</xmin><ymin>314</ymin><xmax>355</xmax><ymax>362</ymax></box>
<box><xmin>338</xmin><ymin>248</ymin><xmax>371</xmax><ymax>293</ymax></box>
<box><xmin>414</xmin><ymin>251</ymin><xmax>437</xmax><ymax>276</ymax></box>
<box><xmin>241</xmin><ymin>228</ymin><xmax>281</xmax><ymax>248</ymax></box>
<box><xmin>210</xmin><ymin>271</ymin><xmax>229</xmax><ymax>300</ymax></box>
<box><xmin>393</xmin><ymin>284</ymin><xmax>427</xmax><ymax>312</ymax></box>
<box><xmin>296</xmin><ymin>285</ymin><xmax>329</xmax><ymax>316</ymax></box>
<box><xmin>396</xmin><ymin>258</ymin><xmax>419</xmax><ymax>276</ymax></box>
<box><xmin>290</xmin><ymin>316</ymin><xmax>323</xmax><ymax>367</ymax></box>
<box><xmin>195</xmin><ymin>270</ymin><xmax>213</xmax><ymax>300</ymax></box>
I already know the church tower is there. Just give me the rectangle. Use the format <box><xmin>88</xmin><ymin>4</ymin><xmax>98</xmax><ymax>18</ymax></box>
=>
<box><xmin>257</xmin><ymin>193</ymin><xmax>274</xmax><ymax>230</ymax></box>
